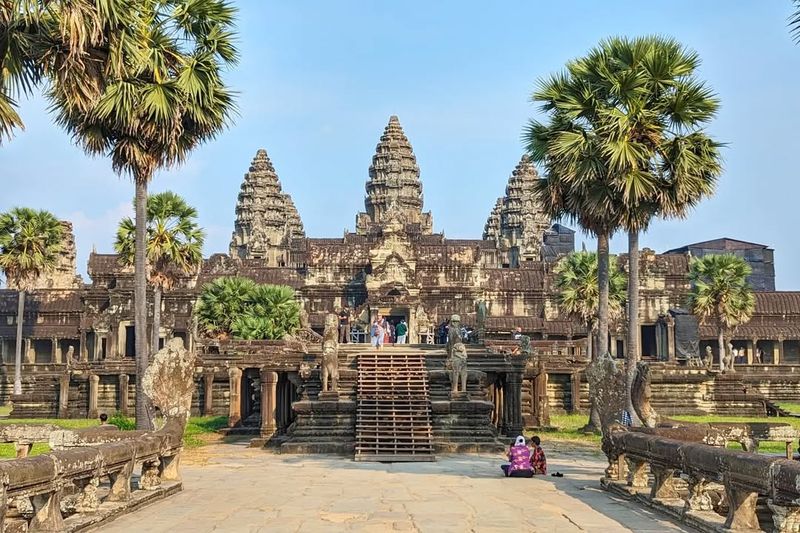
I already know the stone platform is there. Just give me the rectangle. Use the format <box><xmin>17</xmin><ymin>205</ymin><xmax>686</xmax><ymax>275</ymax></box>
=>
<box><xmin>98</xmin><ymin>441</ymin><xmax>690</xmax><ymax>532</ymax></box>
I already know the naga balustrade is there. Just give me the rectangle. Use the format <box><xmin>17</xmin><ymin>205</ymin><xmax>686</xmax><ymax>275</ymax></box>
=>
<box><xmin>0</xmin><ymin>426</ymin><xmax>183</xmax><ymax>532</ymax></box>
<box><xmin>604</xmin><ymin>429</ymin><xmax>800</xmax><ymax>531</ymax></box>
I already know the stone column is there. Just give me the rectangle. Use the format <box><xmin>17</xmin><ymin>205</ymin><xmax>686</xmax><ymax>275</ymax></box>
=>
<box><xmin>118</xmin><ymin>374</ymin><xmax>129</xmax><ymax>416</ymax></box>
<box><xmin>747</xmin><ymin>339</ymin><xmax>755</xmax><ymax>365</ymax></box>
<box><xmin>570</xmin><ymin>372</ymin><xmax>582</xmax><ymax>413</ymax></box>
<box><xmin>203</xmin><ymin>373</ymin><xmax>214</xmax><ymax>416</ymax></box>
<box><xmin>777</xmin><ymin>338</ymin><xmax>785</xmax><ymax>365</ymax></box>
<box><xmin>24</xmin><ymin>338</ymin><xmax>34</xmax><ymax>364</ymax></box>
<box><xmin>260</xmin><ymin>369</ymin><xmax>279</xmax><ymax>439</ymax></box>
<box><xmin>80</xmin><ymin>331</ymin><xmax>88</xmax><ymax>362</ymax></box>
<box><xmin>51</xmin><ymin>338</ymin><xmax>60</xmax><ymax>364</ymax></box>
<box><xmin>108</xmin><ymin>328</ymin><xmax>118</xmax><ymax>359</ymax></box>
<box><xmin>610</xmin><ymin>335</ymin><xmax>617</xmax><ymax>357</ymax></box>
<box><xmin>666</xmin><ymin>319</ymin><xmax>676</xmax><ymax>362</ymax></box>
<box><xmin>58</xmin><ymin>373</ymin><xmax>70</xmax><ymax>418</ymax></box>
<box><xmin>228</xmin><ymin>367</ymin><xmax>242</xmax><ymax>427</ymax></box>
<box><xmin>88</xmin><ymin>374</ymin><xmax>100</xmax><ymax>419</ymax></box>
<box><xmin>504</xmin><ymin>372</ymin><xmax>524</xmax><ymax>437</ymax></box>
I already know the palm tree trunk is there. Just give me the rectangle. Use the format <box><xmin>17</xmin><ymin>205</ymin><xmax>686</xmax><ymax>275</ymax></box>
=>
<box><xmin>626</xmin><ymin>230</ymin><xmax>642</xmax><ymax>426</ymax></box>
<box><xmin>718</xmin><ymin>329</ymin><xmax>725</xmax><ymax>372</ymax></box>
<box><xmin>596</xmin><ymin>232</ymin><xmax>610</xmax><ymax>356</ymax></box>
<box><xmin>13</xmin><ymin>289</ymin><xmax>25</xmax><ymax>395</ymax></box>
<box><xmin>151</xmin><ymin>286</ymin><xmax>161</xmax><ymax>355</ymax></box>
<box><xmin>586</xmin><ymin>323</ymin><xmax>593</xmax><ymax>361</ymax></box>
<box><xmin>584</xmin><ymin>231</ymin><xmax>611</xmax><ymax>433</ymax></box>
<box><xmin>134</xmin><ymin>179</ymin><xmax>153</xmax><ymax>430</ymax></box>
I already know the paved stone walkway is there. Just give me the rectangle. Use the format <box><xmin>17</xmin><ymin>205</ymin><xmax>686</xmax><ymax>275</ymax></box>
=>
<box><xmin>101</xmin><ymin>441</ymin><xmax>690</xmax><ymax>532</ymax></box>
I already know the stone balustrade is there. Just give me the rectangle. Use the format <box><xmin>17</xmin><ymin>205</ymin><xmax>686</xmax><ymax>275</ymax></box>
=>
<box><xmin>0</xmin><ymin>425</ymin><xmax>183</xmax><ymax>532</ymax></box>
<box><xmin>603</xmin><ymin>429</ymin><xmax>800</xmax><ymax>531</ymax></box>
<box><xmin>0</xmin><ymin>424</ymin><xmax>60</xmax><ymax>458</ymax></box>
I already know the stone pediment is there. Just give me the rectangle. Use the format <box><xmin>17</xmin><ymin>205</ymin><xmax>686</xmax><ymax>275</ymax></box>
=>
<box><xmin>367</xmin><ymin>252</ymin><xmax>416</xmax><ymax>291</ymax></box>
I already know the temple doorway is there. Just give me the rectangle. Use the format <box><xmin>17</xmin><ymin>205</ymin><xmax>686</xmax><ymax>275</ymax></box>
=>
<box><xmin>241</xmin><ymin>368</ymin><xmax>261</xmax><ymax>428</ymax></box>
<box><xmin>377</xmin><ymin>306</ymin><xmax>409</xmax><ymax>343</ymax></box>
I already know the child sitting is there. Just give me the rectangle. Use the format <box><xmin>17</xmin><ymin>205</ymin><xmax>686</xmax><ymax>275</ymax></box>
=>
<box><xmin>530</xmin><ymin>435</ymin><xmax>547</xmax><ymax>475</ymax></box>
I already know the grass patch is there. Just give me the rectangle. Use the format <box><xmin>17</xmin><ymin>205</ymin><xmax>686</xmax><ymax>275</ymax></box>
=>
<box><xmin>776</xmin><ymin>403</ymin><xmax>800</xmax><ymax>415</ymax></box>
<box><xmin>0</xmin><ymin>415</ymin><xmax>229</xmax><ymax>458</ymax></box>
<box><xmin>534</xmin><ymin>414</ymin><xmax>602</xmax><ymax>445</ymax></box>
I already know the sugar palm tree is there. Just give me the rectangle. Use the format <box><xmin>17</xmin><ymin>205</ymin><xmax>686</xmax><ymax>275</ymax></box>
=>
<box><xmin>232</xmin><ymin>284</ymin><xmax>300</xmax><ymax>340</ymax></box>
<box><xmin>196</xmin><ymin>276</ymin><xmax>257</xmax><ymax>339</ymax></box>
<box><xmin>554</xmin><ymin>251</ymin><xmax>626</xmax><ymax>360</ymax></box>
<box><xmin>46</xmin><ymin>1</ymin><xmax>238</xmax><ymax>429</ymax></box>
<box><xmin>0</xmin><ymin>208</ymin><xmax>63</xmax><ymax>394</ymax></box>
<box><xmin>115</xmin><ymin>191</ymin><xmax>204</xmax><ymax>354</ymax></box>
<box><xmin>790</xmin><ymin>1</ymin><xmax>800</xmax><ymax>42</ymax></box>
<box><xmin>1</xmin><ymin>0</ymin><xmax>118</xmax><ymax>142</ymax></box>
<box><xmin>562</xmin><ymin>36</ymin><xmax>722</xmax><ymax>422</ymax></box>
<box><xmin>688</xmin><ymin>254</ymin><xmax>755</xmax><ymax>370</ymax></box>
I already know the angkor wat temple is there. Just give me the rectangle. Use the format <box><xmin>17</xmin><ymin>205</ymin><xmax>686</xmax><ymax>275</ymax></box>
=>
<box><xmin>1</xmin><ymin>116</ymin><xmax>799</xmax><ymax>454</ymax></box>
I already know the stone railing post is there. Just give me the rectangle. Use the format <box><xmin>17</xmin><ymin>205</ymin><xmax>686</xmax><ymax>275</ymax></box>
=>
<box><xmin>118</xmin><ymin>374</ymin><xmax>129</xmax><ymax>416</ymax></box>
<box><xmin>651</xmin><ymin>464</ymin><xmax>679</xmax><ymax>500</ymax></box>
<box><xmin>503</xmin><ymin>372</ymin><xmax>524</xmax><ymax>437</ymax></box>
<box><xmin>685</xmin><ymin>475</ymin><xmax>715</xmax><ymax>512</ymax></box>
<box><xmin>228</xmin><ymin>367</ymin><xmax>242</xmax><ymax>427</ymax></box>
<box><xmin>58</xmin><ymin>373</ymin><xmax>70</xmax><ymax>419</ymax></box>
<box><xmin>723</xmin><ymin>475</ymin><xmax>760</xmax><ymax>530</ymax></box>
<box><xmin>30</xmin><ymin>489</ymin><xmax>64</xmax><ymax>532</ymax></box>
<box><xmin>570</xmin><ymin>372</ymin><xmax>581</xmax><ymax>413</ymax></box>
<box><xmin>88</xmin><ymin>374</ymin><xmax>100</xmax><ymax>419</ymax></box>
<box><xmin>203</xmin><ymin>373</ymin><xmax>214</xmax><ymax>416</ymax></box>
<box><xmin>627</xmin><ymin>458</ymin><xmax>649</xmax><ymax>489</ymax></box>
<box><xmin>260</xmin><ymin>369</ymin><xmax>279</xmax><ymax>439</ymax></box>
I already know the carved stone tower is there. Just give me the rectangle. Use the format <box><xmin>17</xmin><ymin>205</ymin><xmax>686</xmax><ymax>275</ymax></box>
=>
<box><xmin>483</xmin><ymin>156</ymin><xmax>552</xmax><ymax>263</ymax></box>
<box><xmin>229</xmin><ymin>149</ymin><xmax>305</xmax><ymax>265</ymax></box>
<box><xmin>355</xmin><ymin>116</ymin><xmax>433</xmax><ymax>236</ymax></box>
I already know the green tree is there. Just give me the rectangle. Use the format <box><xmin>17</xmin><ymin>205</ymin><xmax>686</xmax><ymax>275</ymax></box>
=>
<box><xmin>1</xmin><ymin>0</ymin><xmax>121</xmax><ymax>142</ymax></box>
<box><xmin>47</xmin><ymin>0</ymin><xmax>238</xmax><ymax>429</ymax></box>
<box><xmin>526</xmin><ymin>36</ymin><xmax>722</xmax><ymax>424</ymax></box>
<box><xmin>115</xmin><ymin>191</ymin><xmax>204</xmax><ymax>355</ymax></box>
<box><xmin>196</xmin><ymin>276</ymin><xmax>257</xmax><ymax>339</ymax></box>
<box><xmin>232</xmin><ymin>284</ymin><xmax>300</xmax><ymax>340</ymax></box>
<box><xmin>688</xmin><ymin>254</ymin><xmax>755</xmax><ymax>370</ymax></box>
<box><xmin>554</xmin><ymin>251</ymin><xmax>626</xmax><ymax>360</ymax></box>
<box><xmin>567</xmin><ymin>36</ymin><xmax>722</xmax><ymax>422</ymax></box>
<box><xmin>196</xmin><ymin>278</ymin><xmax>300</xmax><ymax>341</ymax></box>
<box><xmin>0</xmin><ymin>208</ymin><xmax>63</xmax><ymax>394</ymax></box>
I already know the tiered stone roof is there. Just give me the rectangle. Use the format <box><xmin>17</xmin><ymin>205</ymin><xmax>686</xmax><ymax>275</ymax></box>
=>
<box><xmin>484</xmin><ymin>156</ymin><xmax>552</xmax><ymax>260</ymax></box>
<box><xmin>229</xmin><ymin>149</ymin><xmax>305</xmax><ymax>261</ymax></box>
<box><xmin>355</xmin><ymin>116</ymin><xmax>433</xmax><ymax>235</ymax></box>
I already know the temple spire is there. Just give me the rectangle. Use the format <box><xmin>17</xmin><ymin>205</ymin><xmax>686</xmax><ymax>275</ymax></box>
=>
<box><xmin>355</xmin><ymin>116</ymin><xmax>433</xmax><ymax>235</ymax></box>
<box><xmin>484</xmin><ymin>155</ymin><xmax>552</xmax><ymax>260</ymax></box>
<box><xmin>229</xmin><ymin>149</ymin><xmax>305</xmax><ymax>263</ymax></box>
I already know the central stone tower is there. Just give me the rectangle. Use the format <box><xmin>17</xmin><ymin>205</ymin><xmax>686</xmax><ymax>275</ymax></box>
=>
<box><xmin>355</xmin><ymin>116</ymin><xmax>433</xmax><ymax>236</ymax></box>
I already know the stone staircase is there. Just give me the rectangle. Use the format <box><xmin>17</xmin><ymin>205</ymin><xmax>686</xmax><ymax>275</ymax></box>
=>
<box><xmin>355</xmin><ymin>350</ymin><xmax>435</xmax><ymax>462</ymax></box>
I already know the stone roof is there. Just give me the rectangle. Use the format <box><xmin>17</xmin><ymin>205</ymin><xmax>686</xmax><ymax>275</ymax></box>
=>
<box><xmin>0</xmin><ymin>289</ymin><xmax>83</xmax><ymax>313</ymax></box>
<box><xmin>665</xmin><ymin>238</ymin><xmax>771</xmax><ymax>254</ymax></box>
<box><xmin>754</xmin><ymin>292</ymin><xmax>800</xmax><ymax>316</ymax></box>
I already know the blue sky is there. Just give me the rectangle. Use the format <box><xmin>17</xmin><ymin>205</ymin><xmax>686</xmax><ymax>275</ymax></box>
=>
<box><xmin>3</xmin><ymin>1</ymin><xmax>800</xmax><ymax>289</ymax></box>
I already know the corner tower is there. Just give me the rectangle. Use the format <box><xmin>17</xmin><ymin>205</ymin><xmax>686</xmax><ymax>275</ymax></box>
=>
<box><xmin>229</xmin><ymin>149</ymin><xmax>305</xmax><ymax>264</ymax></box>
<box><xmin>355</xmin><ymin>116</ymin><xmax>433</xmax><ymax>235</ymax></box>
<box><xmin>483</xmin><ymin>156</ymin><xmax>552</xmax><ymax>262</ymax></box>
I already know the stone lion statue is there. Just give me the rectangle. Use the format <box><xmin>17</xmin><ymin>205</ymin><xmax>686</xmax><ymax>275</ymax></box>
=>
<box><xmin>320</xmin><ymin>313</ymin><xmax>339</xmax><ymax>393</ymax></box>
<box><xmin>446</xmin><ymin>314</ymin><xmax>468</xmax><ymax>395</ymax></box>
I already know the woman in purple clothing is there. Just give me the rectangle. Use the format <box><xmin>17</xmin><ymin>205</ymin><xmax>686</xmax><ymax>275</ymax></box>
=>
<box><xmin>500</xmin><ymin>435</ymin><xmax>534</xmax><ymax>478</ymax></box>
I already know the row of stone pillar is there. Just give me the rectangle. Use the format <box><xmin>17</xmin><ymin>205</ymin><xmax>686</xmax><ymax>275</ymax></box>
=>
<box><xmin>60</xmin><ymin>373</ymin><xmax>130</xmax><ymax>419</ymax></box>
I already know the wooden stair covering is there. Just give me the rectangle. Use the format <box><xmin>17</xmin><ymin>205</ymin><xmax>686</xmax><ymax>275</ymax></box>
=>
<box><xmin>355</xmin><ymin>351</ymin><xmax>435</xmax><ymax>462</ymax></box>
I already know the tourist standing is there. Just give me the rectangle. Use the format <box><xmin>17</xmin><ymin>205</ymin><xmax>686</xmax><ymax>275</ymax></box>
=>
<box><xmin>513</xmin><ymin>326</ymin><xmax>523</xmax><ymax>340</ymax></box>
<box><xmin>396</xmin><ymin>319</ymin><xmax>408</xmax><ymax>344</ymax></box>
<box><xmin>371</xmin><ymin>315</ymin><xmax>386</xmax><ymax>350</ymax></box>
<box><xmin>338</xmin><ymin>307</ymin><xmax>350</xmax><ymax>344</ymax></box>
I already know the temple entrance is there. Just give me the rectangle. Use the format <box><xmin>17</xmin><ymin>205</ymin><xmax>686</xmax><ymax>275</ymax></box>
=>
<box><xmin>241</xmin><ymin>368</ymin><xmax>261</xmax><ymax>428</ymax></box>
<box><xmin>376</xmin><ymin>306</ymin><xmax>410</xmax><ymax>344</ymax></box>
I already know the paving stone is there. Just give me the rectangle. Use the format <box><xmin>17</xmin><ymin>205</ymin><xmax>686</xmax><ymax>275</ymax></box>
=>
<box><xmin>99</xmin><ymin>443</ymin><xmax>691</xmax><ymax>532</ymax></box>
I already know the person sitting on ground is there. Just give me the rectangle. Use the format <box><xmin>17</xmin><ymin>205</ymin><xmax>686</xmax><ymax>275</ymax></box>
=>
<box><xmin>500</xmin><ymin>435</ymin><xmax>534</xmax><ymax>478</ymax></box>
<box><xmin>530</xmin><ymin>435</ymin><xmax>547</xmax><ymax>475</ymax></box>
<box><xmin>98</xmin><ymin>412</ymin><xmax>116</xmax><ymax>429</ymax></box>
